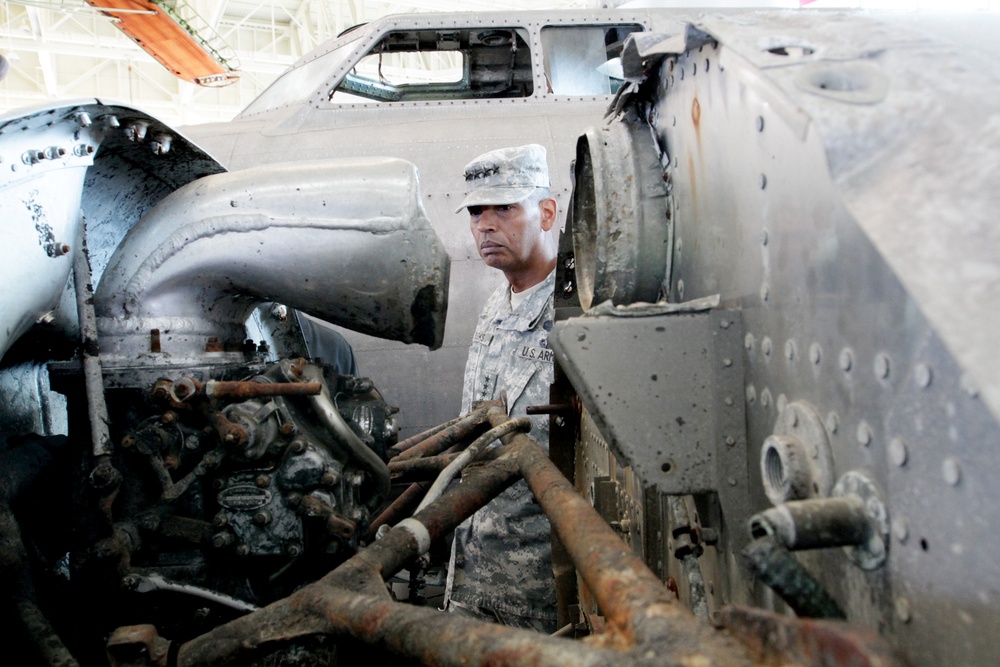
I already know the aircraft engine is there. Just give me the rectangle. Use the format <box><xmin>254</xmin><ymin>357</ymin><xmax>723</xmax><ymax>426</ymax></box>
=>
<box><xmin>0</xmin><ymin>101</ymin><xmax>449</xmax><ymax>664</ymax></box>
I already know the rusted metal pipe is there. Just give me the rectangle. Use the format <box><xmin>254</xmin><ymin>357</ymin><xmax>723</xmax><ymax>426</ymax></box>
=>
<box><xmin>388</xmin><ymin>454</ymin><xmax>461</xmax><ymax>481</ymax></box>
<box><xmin>390</xmin><ymin>402</ymin><xmax>499</xmax><ymax>462</ymax></box>
<box><xmin>388</xmin><ymin>415</ymin><xmax>464</xmax><ymax>456</ymax></box>
<box><xmin>73</xmin><ymin>229</ymin><xmax>112</xmax><ymax>458</ymax></box>
<box><xmin>366</xmin><ymin>481</ymin><xmax>432</xmax><ymax>539</ymax></box>
<box><xmin>298</xmin><ymin>495</ymin><xmax>357</xmax><ymax>540</ymax></box>
<box><xmin>415</xmin><ymin>410</ymin><xmax>531</xmax><ymax>512</ymax></box>
<box><xmin>208</xmin><ymin>380</ymin><xmax>322</xmax><ymax>399</ymax></box>
<box><xmin>134</xmin><ymin>424</ymin><xmax>906</xmax><ymax>667</ymax></box>
<box><xmin>749</xmin><ymin>497</ymin><xmax>868</xmax><ymax>551</ymax></box>
<box><xmin>171</xmin><ymin>377</ymin><xmax>322</xmax><ymax>400</ymax></box>
<box><xmin>485</xmin><ymin>410</ymin><xmax>741</xmax><ymax>657</ymax></box>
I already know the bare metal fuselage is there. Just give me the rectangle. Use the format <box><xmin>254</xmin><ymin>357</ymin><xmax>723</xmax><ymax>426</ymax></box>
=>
<box><xmin>1</xmin><ymin>8</ymin><xmax>999</xmax><ymax>667</ymax></box>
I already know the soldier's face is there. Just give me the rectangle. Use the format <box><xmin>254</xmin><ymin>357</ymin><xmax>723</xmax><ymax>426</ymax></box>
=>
<box><xmin>468</xmin><ymin>200</ymin><xmax>545</xmax><ymax>272</ymax></box>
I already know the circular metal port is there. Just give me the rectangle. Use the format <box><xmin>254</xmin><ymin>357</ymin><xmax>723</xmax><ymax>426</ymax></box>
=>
<box><xmin>572</xmin><ymin>114</ymin><xmax>671</xmax><ymax>310</ymax></box>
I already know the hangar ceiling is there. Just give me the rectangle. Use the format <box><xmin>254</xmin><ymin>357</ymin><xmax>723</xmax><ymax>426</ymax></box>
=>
<box><xmin>0</xmin><ymin>1</ymin><xmax>603</xmax><ymax>126</ymax></box>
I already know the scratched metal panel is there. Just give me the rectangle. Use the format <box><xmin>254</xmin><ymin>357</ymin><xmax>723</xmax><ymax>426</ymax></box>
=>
<box><xmin>682</xmin><ymin>10</ymin><xmax>1000</xmax><ymax>425</ymax></box>
<box><xmin>646</xmin><ymin>14</ymin><xmax>1000</xmax><ymax>665</ymax></box>
<box><xmin>0</xmin><ymin>101</ymin><xmax>223</xmax><ymax>362</ymax></box>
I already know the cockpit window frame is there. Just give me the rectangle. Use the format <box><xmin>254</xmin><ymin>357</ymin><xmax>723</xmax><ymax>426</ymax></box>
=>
<box><xmin>237</xmin><ymin>15</ymin><xmax>651</xmax><ymax>118</ymax></box>
<box><xmin>330</xmin><ymin>27</ymin><xmax>534</xmax><ymax>104</ymax></box>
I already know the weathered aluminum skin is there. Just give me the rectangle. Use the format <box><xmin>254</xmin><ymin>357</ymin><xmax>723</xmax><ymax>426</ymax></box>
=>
<box><xmin>0</xmin><ymin>100</ymin><xmax>223</xmax><ymax>442</ymax></box>
<box><xmin>2</xmin><ymin>8</ymin><xmax>999</xmax><ymax>666</ymax></box>
<box><xmin>553</xmin><ymin>10</ymin><xmax>1000</xmax><ymax>666</ymax></box>
<box><xmin>183</xmin><ymin>10</ymin><xmax>681</xmax><ymax>438</ymax></box>
<box><xmin>95</xmin><ymin>158</ymin><xmax>449</xmax><ymax>362</ymax></box>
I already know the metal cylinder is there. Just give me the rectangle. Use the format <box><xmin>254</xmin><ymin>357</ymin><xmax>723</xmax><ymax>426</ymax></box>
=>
<box><xmin>749</xmin><ymin>496</ymin><xmax>869</xmax><ymax>551</ymax></box>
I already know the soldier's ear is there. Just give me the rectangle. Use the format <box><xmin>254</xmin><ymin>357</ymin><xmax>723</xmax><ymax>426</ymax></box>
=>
<box><xmin>539</xmin><ymin>198</ymin><xmax>557</xmax><ymax>232</ymax></box>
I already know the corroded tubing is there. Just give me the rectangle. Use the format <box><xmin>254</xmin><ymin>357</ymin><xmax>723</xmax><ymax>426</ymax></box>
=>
<box><xmin>414</xmin><ymin>410</ymin><xmax>531</xmax><ymax>512</ymax></box>
<box><xmin>74</xmin><ymin>232</ymin><xmax>112</xmax><ymax>458</ymax></box>
<box><xmin>388</xmin><ymin>454</ymin><xmax>460</xmax><ymax>481</ymax></box>
<box><xmin>749</xmin><ymin>497</ymin><xmax>869</xmax><ymax>551</ymax></box>
<box><xmin>390</xmin><ymin>403</ymin><xmax>496</xmax><ymax>462</ymax></box>
<box><xmin>204</xmin><ymin>380</ymin><xmax>322</xmax><ymax>399</ymax></box>
<box><xmin>506</xmin><ymin>429</ymin><xmax>747</xmax><ymax>661</ymax></box>
<box><xmin>163</xmin><ymin>427</ymin><xmax>905</xmax><ymax>667</ymax></box>
<box><xmin>366</xmin><ymin>481</ymin><xmax>432</xmax><ymax>539</ymax></box>
<box><xmin>387</xmin><ymin>415</ymin><xmax>463</xmax><ymax>456</ymax></box>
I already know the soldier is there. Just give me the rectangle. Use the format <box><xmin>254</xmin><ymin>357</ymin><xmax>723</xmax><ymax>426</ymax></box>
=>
<box><xmin>443</xmin><ymin>144</ymin><xmax>559</xmax><ymax>632</ymax></box>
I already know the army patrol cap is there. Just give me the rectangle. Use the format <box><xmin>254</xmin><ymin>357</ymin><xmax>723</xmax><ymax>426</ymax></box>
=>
<box><xmin>456</xmin><ymin>144</ymin><xmax>550</xmax><ymax>213</ymax></box>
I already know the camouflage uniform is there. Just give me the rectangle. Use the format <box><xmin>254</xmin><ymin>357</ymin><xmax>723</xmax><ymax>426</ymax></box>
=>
<box><xmin>444</xmin><ymin>269</ymin><xmax>557</xmax><ymax>628</ymax></box>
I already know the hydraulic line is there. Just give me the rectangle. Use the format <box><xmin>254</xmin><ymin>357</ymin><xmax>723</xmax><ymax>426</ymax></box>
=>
<box><xmin>743</xmin><ymin>534</ymin><xmax>845</xmax><ymax>619</ymax></box>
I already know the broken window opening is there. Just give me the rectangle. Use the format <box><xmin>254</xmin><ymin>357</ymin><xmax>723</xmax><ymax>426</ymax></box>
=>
<box><xmin>330</xmin><ymin>28</ymin><xmax>533</xmax><ymax>104</ymax></box>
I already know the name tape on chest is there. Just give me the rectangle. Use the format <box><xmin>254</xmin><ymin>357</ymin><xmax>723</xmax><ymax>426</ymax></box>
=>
<box><xmin>472</xmin><ymin>331</ymin><xmax>494</xmax><ymax>345</ymax></box>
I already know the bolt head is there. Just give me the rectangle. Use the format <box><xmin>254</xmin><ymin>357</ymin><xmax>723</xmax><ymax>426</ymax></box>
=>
<box><xmin>942</xmin><ymin>458</ymin><xmax>962</xmax><ymax>486</ymax></box>
<box><xmin>874</xmin><ymin>353</ymin><xmax>891</xmax><ymax>379</ymax></box>
<box><xmin>915</xmin><ymin>363</ymin><xmax>932</xmax><ymax>388</ymax></box>
<box><xmin>839</xmin><ymin>349</ymin><xmax>853</xmax><ymax>372</ymax></box>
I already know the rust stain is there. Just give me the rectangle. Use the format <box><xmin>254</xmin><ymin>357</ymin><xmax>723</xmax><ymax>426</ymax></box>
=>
<box><xmin>691</xmin><ymin>97</ymin><xmax>701</xmax><ymax>128</ymax></box>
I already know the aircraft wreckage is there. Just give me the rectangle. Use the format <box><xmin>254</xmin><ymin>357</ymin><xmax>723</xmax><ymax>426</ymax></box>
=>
<box><xmin>1</xmin><ymin>8</ymin><xmax>998</xmax><ymax>667</ymax></box>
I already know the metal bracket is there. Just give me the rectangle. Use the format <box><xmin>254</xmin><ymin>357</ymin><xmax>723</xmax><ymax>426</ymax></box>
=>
<box><xmin>551</xmin><ymin>309</ymin><xmax>747</xmax><ymax>497</ymax></box>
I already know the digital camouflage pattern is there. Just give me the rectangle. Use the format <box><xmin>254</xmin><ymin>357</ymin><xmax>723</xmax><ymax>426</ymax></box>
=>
<box><xmin>454</xmin><ymin>143</ymin><xmax>550</xmax><ymax>212</ymax></box>
<box><xmin>444</xmin><ymin>269</ymin><xmax>556</xmax><ymax>625</ymax></box>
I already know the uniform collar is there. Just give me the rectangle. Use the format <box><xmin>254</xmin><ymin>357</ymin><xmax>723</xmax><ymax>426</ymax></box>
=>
<box><xmin>496</xmin><ymin>269</ymin><xmax>554</xmax><ymax>331</ymax></box>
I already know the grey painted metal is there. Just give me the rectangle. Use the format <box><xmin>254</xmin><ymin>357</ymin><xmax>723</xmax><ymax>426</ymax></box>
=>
<box><xmin>564</xmin><ymin>10</ymin><xmax>1000</xmax><ymax>665</ymax></box>
<box><xmin>95</xmin><ymin>158</ymin><xmax>449</xmax><ymax>364</ymax></box>
<box><xmin>550</xmin><ymin>309</ymin><xmax>748</xmax><ymax>496</ymax></box>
